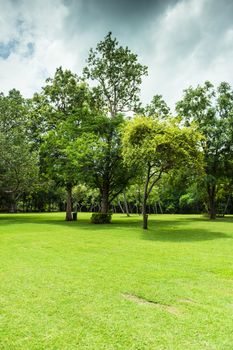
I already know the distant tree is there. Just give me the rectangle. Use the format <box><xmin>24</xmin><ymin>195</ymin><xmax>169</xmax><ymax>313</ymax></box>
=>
<box><xmin>176</xmin><ymin>81</ymin><xmax>233</xmax><ymax>219</ymax></box>
<box><xmin>142</xmin><ymin>94</ymin><xmax>170</xmax><ymax>119</ymax></box>
<box><xmin>0</xmin><ymin>89</ymin><xmax>26</xmax><ymax>132</ymax></box>
<box><xmin>122</xmin><ymin>116</ymin><xmax>203</xmax><ymax>229</ymax></box>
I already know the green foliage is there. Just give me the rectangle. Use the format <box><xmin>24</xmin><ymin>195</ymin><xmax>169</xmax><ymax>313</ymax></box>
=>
<box><xmin>0</xmin><ymin>33</ymin><xmax>232</xmax><ymax>218</ymax></box>
<box><xmin>83</xmin><ymin>32</ymin><xmax>148</xmax><ymax>117</ymax></box>
<box><xmin>176</xmin><ymin>81</ymin><xmax>233</xmax><ymax>218</ymax></box>
<box><xmin>141</xmin><ymin>94</ymin><xmax>170</xmax><ymax>119</ymax></box>
<box><xmin>34</xmin><ymin>67</ymin><xmax>97</xmax><ymax>220</ymax></box>
<box><xmin>123</xmin><ymin>116</ymin><xmax>203</xmax><ymax>175</ymax></box>
<box><xmin>90</xmin><ymin>212</ymin><xmax>112</xmax><ymax>224</ymax></box>
<box><xmin>122</xmin><ymin>116</ymin><xmax>203</xmax><ymax>227</ymax></box>
<box><xmin>82</xmin><ymin>33</ymin><xmax>148</xmax><ymax>213</ymax></box>
<box><xmin>0</xmin><ymin>90</ymin><xmax>38</xmax><ymax>211</ymax></box>
<box><xmin>0</xmin><ymin>89</ymin><xmax>26</xmax><ymax>132</ymax></box>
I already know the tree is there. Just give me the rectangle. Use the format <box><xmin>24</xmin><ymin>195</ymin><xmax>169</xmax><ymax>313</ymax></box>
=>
<box><xmin>82</xmin><ymin>33</ymin><xmax>148</xmax><ymax>215</ymax></box>
<box><xmin>37</xmin><ymin>67</ymin><xmax>94</xmax><ymax>220</ymax></box>
<box><xmin>83</xmin><ymin>32</ymin><xmax>148</xmax><ymax>118</ymax></box>
<box><xmin>176</xmin><ymin>81</ymin><xmax>233</xmax><ymax>219</ymax></box>
<box><xmin>0</xmin><ymin>131</ymin><xmax>38</xmax><ymax>212</ymax></box>
<box><xmin>142</xmin><ymin>94</ymin><xmax>170</xmax><ymax>119</ymax></box>
<box><xmin>122</xmin><ymin>116</ymin><xmax>202</xmax><ymax>229</ymax></box>
<box><xmin>72</xmin><ymin>115</ymin><xmax>136</xmax><ymax>214</ymax></box>
<box><xmin>0</xmin><ymin>90</ymin><xmax>38</xmax><ymax>212</ymax></box>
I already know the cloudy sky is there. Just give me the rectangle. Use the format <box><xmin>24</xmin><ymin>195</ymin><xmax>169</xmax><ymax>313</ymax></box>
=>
<box><xmin>0</xmin><ymin>0</ymin><xmax>233</xmax><ymax>109</ymax></box>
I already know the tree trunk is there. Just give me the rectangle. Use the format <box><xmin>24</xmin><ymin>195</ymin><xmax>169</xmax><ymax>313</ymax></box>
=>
<box><xmin>207</xmin><ymin>184</ymin><xmax>216</xmax><ymax>219</ymax></box>
<box><xmin>142</xmin><ymin>171</ymin><xmax>150</xmax><ymax>229</ymax></box>
<box><xmin>142</xmin><ymin>195</ymin><xmax>148</xmax><ymax>229</ymax></box>
<box><xmin>123</xmin><ymin>191</ymin><xmax>130</xmax><ymax>217</ymax></box>
<box><xmin>9</xmin><ymin>202</ymin><xmax>17</xmax><ymax>213</ymax></box>
<box><xmin>223</xmin><ymin>195</ymin><xmax>231</xmax><ymax>216</ymax></box>
<box><xmin>118</xmin><ymin>200</ymin><xmax>125</xmax><ymax>213</ymax></box>
<box><xmin>8</xmin><ymin>193</ymin><xmax>17</xmax><ymax>213</ymax></box>
<box><xmin>101</xmin><ymin>183</ymin><xmax>109</xmax><ymax>214</ymax></box>
<box><xmin>158</xmin><ymin>202</ymin><xmax>163</xmax><ymax>214</ymax></box>
<box><xmin>66</xmin><ymin>184</ymin><xmax>73</xmax><ymax>221</ymax></box>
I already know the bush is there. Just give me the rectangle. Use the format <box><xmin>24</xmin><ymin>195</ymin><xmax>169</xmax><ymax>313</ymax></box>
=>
<box><xmin>91</xmin><ymin>212</ymin><xmax>112</xmax><ymax>224</ymax></box>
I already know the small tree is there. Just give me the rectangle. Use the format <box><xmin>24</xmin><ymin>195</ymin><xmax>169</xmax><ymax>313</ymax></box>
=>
<box><xmin>122</xmin><ymin>116</ymin><xmax>203</xmax><ymax>229</ymax></box>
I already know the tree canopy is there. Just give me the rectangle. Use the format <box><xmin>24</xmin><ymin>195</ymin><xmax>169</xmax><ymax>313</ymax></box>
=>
<box><xmin>176</xmin><ymin>81</ymin><xmax>233</xmax><ymax>219</ymax></box>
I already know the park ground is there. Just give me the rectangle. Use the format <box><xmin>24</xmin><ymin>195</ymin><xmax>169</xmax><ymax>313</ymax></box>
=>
<box><xmin>0</xmin><ymin>213</ymin><xmax>233</xmax><ymax>350</ymax></box>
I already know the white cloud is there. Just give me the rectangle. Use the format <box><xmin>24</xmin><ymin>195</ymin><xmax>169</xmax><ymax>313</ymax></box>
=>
<box><xmin>140</xmin><ymin>0</ymin><xmax>233</xmax><ymax>110</ymax></box>
<box><xmin>0</xmin><ymin>0</ymin><xmax>232</xmax><ymax>111</ymax></box>
<box><xmin>0</xmin><ymin>0</ymin><xmax>80</xmax><ymax>96</ymax></box>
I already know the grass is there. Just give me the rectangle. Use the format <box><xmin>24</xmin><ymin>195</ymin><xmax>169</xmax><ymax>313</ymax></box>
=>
<box><xmin>0</xmin><ymin>212</ymin><xmax>233</xmax><ymax>350</ymax></box>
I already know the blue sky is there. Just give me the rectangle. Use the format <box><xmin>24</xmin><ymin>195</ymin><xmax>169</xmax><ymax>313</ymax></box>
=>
<box><xmin>0</xmin><ymin>0</ymin><xmax>232</xmax><ymax>109</ymax></box>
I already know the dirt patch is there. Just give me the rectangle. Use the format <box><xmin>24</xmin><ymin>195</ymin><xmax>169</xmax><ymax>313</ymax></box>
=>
<box><xmin>122</xmin><ymin>293</ymin><xmax>181</xmax><ymax>316</ymax></box>
<box><xmin>178</xmin><ymin>298</ymin><xmax>197</xmax><ymax>305</ymax></box>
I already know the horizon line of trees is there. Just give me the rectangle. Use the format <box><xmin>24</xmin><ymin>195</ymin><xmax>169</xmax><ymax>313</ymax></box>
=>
<box><xmin>0</xmin><ymin>32</ymin><xmax>232</xmax><ymax>228</ymax></box>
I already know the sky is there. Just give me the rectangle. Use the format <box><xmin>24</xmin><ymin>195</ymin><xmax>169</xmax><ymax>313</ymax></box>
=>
<box><xmin>0</xmin><ymin>0</ymin><xmax>233</xmax><ymax>109</ymax></box>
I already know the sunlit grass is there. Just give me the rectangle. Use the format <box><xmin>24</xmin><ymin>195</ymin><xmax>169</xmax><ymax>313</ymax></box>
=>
<box><xmin>0</xmin><ymin>213</ymin><xmax>233</xmax><ymax>349</ymax></box>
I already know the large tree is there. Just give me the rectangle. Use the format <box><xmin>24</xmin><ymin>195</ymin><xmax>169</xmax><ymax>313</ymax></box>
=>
<box><xmin>36</xmin><ymin>67</ymin><xmax>95</xmax><ymax>220</ymax></box>
<box><xmin>82</xmin><ymin>33</ymin><xmax>147</xmax><ymax>214</ymax></box>
<box><xmin>122</xmin><ymin>116</ymin><xmax>202</xmax><ymax>229</ymax></box>
<box><xmin>70</xmin><ymin>115</ymin><xmax>136</xmax><ymax>214</ymax></box>
<box><xmin>176</xmin><ymin>81</ymin><xmax>233</xmax><ymax>219</ymax></box>
<box><xmin>0</xmin><ymin>90</ymin><xmax>38</xmax><ymax>212</ymax></box>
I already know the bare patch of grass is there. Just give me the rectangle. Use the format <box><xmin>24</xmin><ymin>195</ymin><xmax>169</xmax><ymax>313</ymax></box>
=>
<box><xmin>178</xmin><ymin>298</ymin><xmax>197</xmax><ymax>305</ymax></box>
<box><xmin>122</xmin><ymin>293</ymin><xmax>181</xmax><ymax>316</ymax></box>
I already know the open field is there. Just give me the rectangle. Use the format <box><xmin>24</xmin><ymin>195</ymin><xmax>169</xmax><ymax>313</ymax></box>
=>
<box><xmin>0</xmin><ymin>213</ymin><xmax>233</xmax><ymax>350</ymax></box>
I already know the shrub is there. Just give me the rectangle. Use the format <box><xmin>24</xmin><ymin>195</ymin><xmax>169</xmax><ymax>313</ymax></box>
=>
<box><xmin>91</xmin><ymin>212</ymin><xmax>112</xmax><ymax>224</ymax></box>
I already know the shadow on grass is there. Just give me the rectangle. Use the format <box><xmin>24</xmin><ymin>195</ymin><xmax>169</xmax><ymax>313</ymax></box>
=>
<box><xmin>141</xmin><ymin>227</ymin><xmax>230</xmax><ymax>242</ymax></box>
<box><xmin>140</xmin><ymin>216</ymin><xmax>233</xmax><ymax>242</ymax></box>
<box><xmin>0</xmin><ymin>213</ymin><xmax>232</xmax><ymax>242</ymax></box>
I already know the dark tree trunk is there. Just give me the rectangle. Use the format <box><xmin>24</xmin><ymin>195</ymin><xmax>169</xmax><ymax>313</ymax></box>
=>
<box><xmin>8</xmin><ymin>193</ymin><xmax>17</xmax><ymax>213</ymax></box>
<box><xmin>66</xmin><ymin>184</ymin><xmax>73</xmax><ymax>221</ymax></box>
<box><xmin>207</xmin><ymin>184</ymin><xmax>216</xmax><ymax>220</ymax></box>
<box><xmin>143</xmin><ymin>212</ymin><xmax>148</xmax><ymax>229</ymax></box>
<box><xmin>101</xmin><ymin>183</ymin><xmax>109</xmax><ymax>214</ymax></box>
<box><xmin>9</xmin><ymin>202</ymin><xmax>17</xmax><ymax>213</ymax></box>
<box><xmin>142</xmin><ymin>192</ymin><xmax>149</xmax><ymax>229</ymax></box>
<box><xmin>142</xmin><ymin>171</ymin><xmax>150</xmax><ymax>230</ymax></box>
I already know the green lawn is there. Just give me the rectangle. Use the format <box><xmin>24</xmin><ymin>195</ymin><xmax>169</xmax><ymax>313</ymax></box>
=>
<box><xmin>0</xmin><ymin>213</ymin><xmax>233</xmax><ymax>350</ymax></box>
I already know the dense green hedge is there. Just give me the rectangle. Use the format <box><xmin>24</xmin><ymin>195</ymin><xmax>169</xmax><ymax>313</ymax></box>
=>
<box><xmin>91</xmin><ymin>213</ymin><xmax>112</xmax><ymax>224</ymax></box>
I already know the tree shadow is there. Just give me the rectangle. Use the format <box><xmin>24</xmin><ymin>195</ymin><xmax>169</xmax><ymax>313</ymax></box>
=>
<box><xmin>142</xmin><ymin>229</ymin><xmax>230</xmax><ymax>242</ymax></box>
<box><xmin>0</xmin><ymin>214</ymin><xmax>232</xmax><ymax>243</ymax></box>
<box><xmin>0</xmin><ymin>213</ymin><xmax>140</xmax><ymax>228</ymax></box>
<box><xmin>175</xmin><ymin>216</ymin><xmax>233</xmax><ymax>224</ymax></box>
<box><xmin>141</xmin><ymin>218</ymin><xmax>232</xmax><ymax>242</ymax></box>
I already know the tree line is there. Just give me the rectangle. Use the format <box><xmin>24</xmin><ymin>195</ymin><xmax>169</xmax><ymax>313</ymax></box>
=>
<box><xmin>0</xmin><ymin>33</ymin><xmax>232</xmax><ymax>228</ymax></box>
